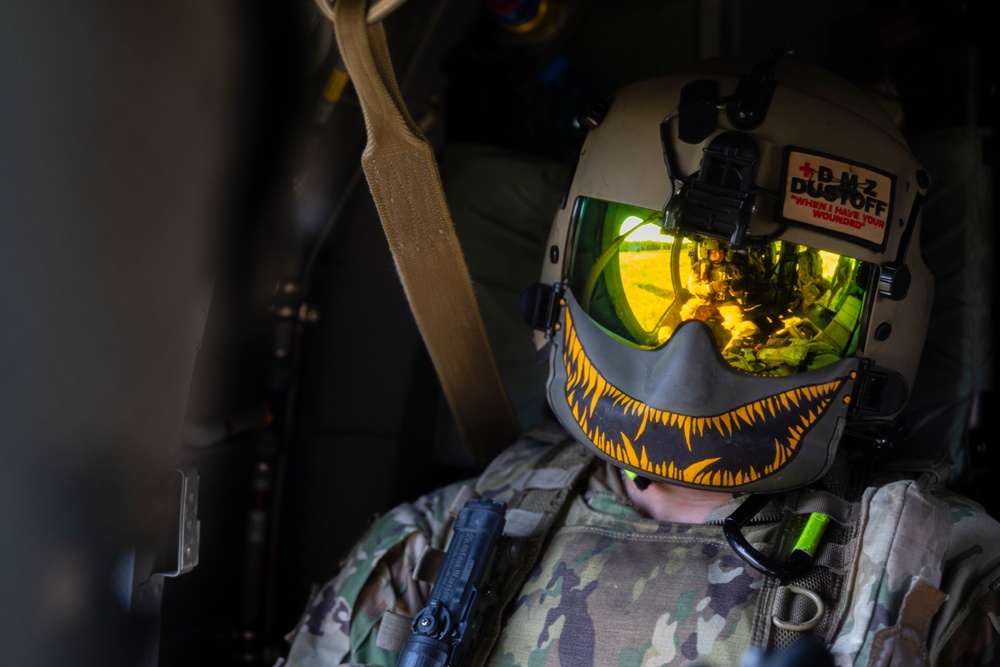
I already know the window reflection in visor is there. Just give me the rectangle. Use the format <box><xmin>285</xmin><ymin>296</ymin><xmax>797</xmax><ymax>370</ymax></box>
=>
<box><xmin>566</xmin><ymin>196</ymin><xmax>871</xmax><ymax>376</ymax></box>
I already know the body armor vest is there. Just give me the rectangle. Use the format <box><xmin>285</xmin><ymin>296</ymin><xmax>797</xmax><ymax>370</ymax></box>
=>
<box><xmin>378</xmin><ymin>436</ymin><xmax>952</xmax><ymax>666</ymax></box>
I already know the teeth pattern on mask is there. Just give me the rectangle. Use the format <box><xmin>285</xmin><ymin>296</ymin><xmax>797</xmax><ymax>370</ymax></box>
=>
<box><xmin>562</xmin><ymin>308</ymin><xmax>844</xmax><ymax>487</ymax></box>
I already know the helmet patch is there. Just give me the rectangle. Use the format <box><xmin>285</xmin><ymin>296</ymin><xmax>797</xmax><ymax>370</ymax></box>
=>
<box><xmin>780</xmin><ymin>147</ymin><xmax>894</xmax><ymax>252</ymax></box>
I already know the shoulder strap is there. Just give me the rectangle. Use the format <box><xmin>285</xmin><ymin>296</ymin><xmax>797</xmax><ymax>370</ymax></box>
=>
<box><xmin>749</xmin><ymin>454</ymin><xmax>868</xmax><ymax>651</ymax></box>
<box><xmin>466</xmin><ymin>438</ymin><xmax>593</xmax><ymax>665</ymax></box>
<box><xmin>752</xmin><ymin>461</ymin><xmax>952</xmax><ymax>666</ymax></box>
<box><xmin>374</xmin><ymin>436</ymin><xmax>593</xmax><ymax>662</ymax></box>
<box><xmin>750</xmin><ymin>489</ymin><xmax>860</xmax><ymax>651</ymax></box>
<box><xmin>318</xmin><ymin>0</ymin><xmax>520</xmax><ymax>468</ymax></box>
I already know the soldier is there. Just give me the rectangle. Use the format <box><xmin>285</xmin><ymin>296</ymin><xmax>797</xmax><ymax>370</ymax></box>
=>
<box><xmin>282</xmin><ymin>54</ymin><xmax>1000</xmax><ymax>667</ymax></box>
<box><xmin>684</xmin><ymin>238</ymin><xmax>745</xmax><ymax>335</ymax></box>
<box><xmin>795</xmin><ymin>246</ymin><xmax>831</xmax><ymax>315</ymax></box>
<box><xmin>687</xmin><ymin>239</ymin><xmax>742</xmax><ymax>302</ymax></box>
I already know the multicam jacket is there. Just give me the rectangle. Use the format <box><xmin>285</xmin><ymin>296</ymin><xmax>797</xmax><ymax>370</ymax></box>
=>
<box><xmin>284</xmin><ymin>433</ymin><xmax>1000</xmax><ymax>667</ymax></box>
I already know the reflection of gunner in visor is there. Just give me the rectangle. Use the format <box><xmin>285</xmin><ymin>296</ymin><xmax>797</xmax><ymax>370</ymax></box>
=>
<box><xmin>796</xmin><ymin>246</ymin><xmax>831</xmax><ymax>314</ymax></box>
<box><xmin>666</xmin><ymin>235</ymin><xmax>862</xmax><ymax>376</ymax></box>
<box><xmin>682</xmin><ymin>238</ymin><xmax>744</xmax><ymax>336</ymax></box>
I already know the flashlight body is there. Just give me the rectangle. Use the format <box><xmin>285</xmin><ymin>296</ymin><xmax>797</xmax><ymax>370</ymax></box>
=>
<box><xmin>396</xmin><ymin>498</ymin><xmax>506</xmax><ymax>667</ymax></box>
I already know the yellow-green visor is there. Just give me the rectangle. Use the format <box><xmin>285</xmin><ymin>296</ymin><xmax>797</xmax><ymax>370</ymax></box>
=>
<box><xmin>565</xmin><ymin>196</ymin><xmax>874</xmax><ymax>376</ymax></box>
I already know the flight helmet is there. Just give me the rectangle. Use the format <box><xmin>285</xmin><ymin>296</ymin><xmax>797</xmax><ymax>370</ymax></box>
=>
<box><xmin>524</xmin><ymin>51</ymin><xmax>933</xmax><ymax>493</ymax></box>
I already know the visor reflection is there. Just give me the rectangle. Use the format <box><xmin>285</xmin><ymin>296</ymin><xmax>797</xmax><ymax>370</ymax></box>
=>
<box><xmin>567</xmin><ymin>197</ymin><xmax>869</xmax><ymax>376</ymax></box>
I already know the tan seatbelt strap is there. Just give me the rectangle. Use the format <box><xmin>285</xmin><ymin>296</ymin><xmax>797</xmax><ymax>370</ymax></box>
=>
<box><xmin>317</xmin><ymin>0</ymin><xmax>520</xmax><ymax>467</ymax></box>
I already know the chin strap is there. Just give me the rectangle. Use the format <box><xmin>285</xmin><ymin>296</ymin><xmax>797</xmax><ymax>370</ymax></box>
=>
<box><xmin>316</xmin><ymin>0</ymin><xmax>520</xmax><ymax>467</ymax></box>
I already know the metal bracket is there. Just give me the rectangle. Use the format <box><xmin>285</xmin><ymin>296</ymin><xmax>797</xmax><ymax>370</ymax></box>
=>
<box><xmin>129</xmin><ymin>467</ymin><xmax>201</xmax><ymax>620</ymax></box>
<box><xmin>521</xmin><ymin>282</ymin><xmax>565</xmax><ymax>340</ymax></box>
<box><xmin>849</xmin><ymin>361</ymin><xmax>909</xmax><ymax>418</ymax></box>
<box><xmin>162</xmin><ymin>466</ymin><xmax>201</xmax><ymax>577</ymax></box>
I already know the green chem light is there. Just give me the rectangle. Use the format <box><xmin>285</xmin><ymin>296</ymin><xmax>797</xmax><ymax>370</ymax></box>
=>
<box><xmin>792</xmin><ymin>513</ymin><xmax>830</xmax><ymax>557</ymax></box>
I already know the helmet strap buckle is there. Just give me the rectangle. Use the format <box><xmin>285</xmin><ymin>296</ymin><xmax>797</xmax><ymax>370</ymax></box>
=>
<box><xmin>521</xmin><ymin>282</ymin><xmax>566</xmax><ymax>339</ymax></box>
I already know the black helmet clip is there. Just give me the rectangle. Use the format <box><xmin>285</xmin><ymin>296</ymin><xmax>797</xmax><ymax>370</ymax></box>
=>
<box><xmin>659</xmin><ymin>48</ymin><xmax>787</xmax><ymax>249</ymax></box>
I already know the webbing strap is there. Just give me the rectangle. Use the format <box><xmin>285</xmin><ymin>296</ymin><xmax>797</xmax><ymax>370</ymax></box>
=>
<box><xmin>514</xmin><ymin>462</ymin><xmax>590</xmax><ymax>492</ymax></box>
<box><xmin>318</xmin><ymin>0</ymin><xmax>520</xmax><ymax>468</ymax></box>
<box><xmin>375</xmin><ymin>438</ymin><xmax>592</xmax><ymax>660</ymax></box>
<box><xmin>447</xmin><ymin>485</ymin><xmax>478</xmax><ymax>517</ymax></box>
<box><xmin>788</xmin><ymin>491</ymin><xmax>856</xmax><ymax>526</ymax></box>
<box><xmin>465</xmin><ymin>439</ymin><xmax>593</xmax><ymax>666</ymax></box>
<box><xmin>749</xmin><ymin>481</ymin><xmax>862</xmax><ymax>650</ymax></box>
<box><xmin>375</xmin><ymin>610</ymin><xmax>414</xmax><ymax>653</ymax></box>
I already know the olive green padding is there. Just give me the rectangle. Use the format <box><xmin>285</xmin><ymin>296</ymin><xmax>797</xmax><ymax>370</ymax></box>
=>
<box><xmin>903</xmin><ymin>128</ymin><xmax>994</xmax><ymax>478</ymax></box>
<box><xmin>441</xmin><ymin>143</ymin><xmax>571</xmax><ymax>432</ymax></box>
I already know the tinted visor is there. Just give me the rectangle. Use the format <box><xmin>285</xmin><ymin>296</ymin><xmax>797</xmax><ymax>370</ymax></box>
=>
<box><xmin>566</xmin><ymin>196</ymin><xmax>873</xmax><ymax>376</ymax></box>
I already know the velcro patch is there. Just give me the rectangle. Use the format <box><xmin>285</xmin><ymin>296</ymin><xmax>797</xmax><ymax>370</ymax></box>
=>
<box><xmin>779</xmin><ymin>147</ymin><xmax>894</xmax><ymax>251</ymax></box>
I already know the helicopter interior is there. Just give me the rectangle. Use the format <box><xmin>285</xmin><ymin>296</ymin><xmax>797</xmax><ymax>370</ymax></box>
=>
<box><xmin>1</xmin><ymin>1</ymin><xmax>995</xmax><ymax>665</ymax></box>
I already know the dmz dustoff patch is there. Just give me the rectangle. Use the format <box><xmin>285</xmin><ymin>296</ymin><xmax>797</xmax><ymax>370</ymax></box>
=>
<box><xmin>779</xmin><ymin>147</ymin><xmax>894</xmax><ymax>251</ymax></box>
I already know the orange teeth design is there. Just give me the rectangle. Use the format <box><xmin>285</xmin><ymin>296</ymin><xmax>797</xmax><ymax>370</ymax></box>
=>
<box><xmin>562</xmin><ymin>308</ymin><xmax>844</xmax><ymax>487</ymax></box>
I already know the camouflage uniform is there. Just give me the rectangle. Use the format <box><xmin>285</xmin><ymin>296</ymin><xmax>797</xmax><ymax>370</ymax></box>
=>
<box><xmin>796</xmin><ymin>249</ymin><xmax>830</xmax><ymax>314</ymax></box>
<box><xmin>685</xmin><ymin>256</ymin><xmax>745</xmax><ymax>335</ymax></box>
<box><xmin>284</xmin><ymin>432</ymin><xmax>1000</xmax><ymax>667</ymax></box>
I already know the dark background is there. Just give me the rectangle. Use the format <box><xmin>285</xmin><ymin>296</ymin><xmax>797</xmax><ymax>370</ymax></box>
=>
<box><xmin>1</xmin><ymin>1</ymin><xmax>995</xmax><ymax>665</ymax></box>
